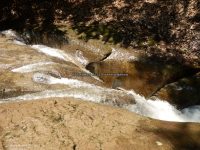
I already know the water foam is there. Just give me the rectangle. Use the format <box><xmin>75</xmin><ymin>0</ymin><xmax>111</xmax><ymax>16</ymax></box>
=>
<box><xmin>125</xmin><ymin>90</ymin><xmax>200</xmax><ymax>123</ymax></box>
<box><xmin>6</xmin><ymin>35</ymin><xmax>101</xmax><ymax>81</ymax></box>
<box><xmin>75</xmin><ymin>50</ymin><xmax>89</xmax><ymax>66</ymax></box>
<box><xmin>32</xmin><ymin>73</ymin><xmax>200</xmax><ymax>123</ymax></box>
<box><xmin>31</xmin><ymin>45</ymin><xmax>71</xmax><ymax>61</ymax></box>
<box><xmin>33</xmin><ymin>73</ymin><xmax>96</xmax><ymax>88</ymax></box>
<box><xmin>1</xmin><ymin>29</ymin><xmax>18</xmax><ymax>37</ymax></box>
<box><xmin>13</xmin><ymin>40</ymin><xmax>26</xmax><ymax>45</ymax></box>
<box><xmin>2</xmin><ymin>73</ymin><xmax>131</xmax><ymax>105</ymax></box>
<box><xmin>30</xmin><ymin>45</ymin><xmax>101</xmax><ymax>81</ymax></box>
<box><xmin>32</xmin><ymin>73</ymin><xmax>118</xmax><ymax>94</ymax></box>
<box><xmin>1</xmin><ymin>29</ymin><xmax>25</xmax><ymax>45</ymax></box>
<box><xmin>1</xmin><ymin>29</ymin><xmax>200</xmax><ymax>123</ymax></box>
<box><xmin>0</xmin><ymin>89</ymin><xmax>105</xmax><ymax>104</ymax></box>
<box><xmin>12</xmin><ymin>62</ymin><xmax>55</xmax><ymax>73</ymax></box>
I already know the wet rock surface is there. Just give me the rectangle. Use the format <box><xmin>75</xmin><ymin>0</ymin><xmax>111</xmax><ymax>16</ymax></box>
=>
<box><xmin>0</xmin><ymin>35</ymin><xmax>134</xmax><ymax>106</ymax></box>
<box><xmin>86</xmin><ymin>49</ymin><xmax>196</xmax><ymax>97</ymax></box>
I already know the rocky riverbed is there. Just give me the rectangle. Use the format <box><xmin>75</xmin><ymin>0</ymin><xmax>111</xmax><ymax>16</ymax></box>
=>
<box><xmin>0</xmin><ymin>29</ymin><xmax>199</xmax><ymax>149</ymax></box>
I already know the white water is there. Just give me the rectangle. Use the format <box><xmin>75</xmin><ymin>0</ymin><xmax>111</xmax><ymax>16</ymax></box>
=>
<box><xmin>31</xmin><ymin>45</ymin><xmax>73</xmax><ymax>62</ymax></box>
<box><xmin>32</xmin><ymin>72</ymin><xmax>130</xmax><ymax>100</ymax></box>
<box><xmin>3</xmin><ymin>73</ymin><xmax>200</xmax><ymax>123</ymax></box>
<box><xmin>31</xmin><ymin>73</ymin><xmax>200</xmax><ymax>123</ymax></box>
<box><xmin>31</xmin><ymin>45</ymin><xmax>89</xmax><ymax>67</ymax></box>
<box><xmin>1</xmin><ymin>29</ymin><xmax>25</xmax><ymax>45</ymax></box>
<box><xmin>124</xmin><ymin>90</ymin><xmax>200</xmax><ymax>122</ymax></box>
<box><xmin>12</xmin><ymin>62</ymin><xmax>55</xmax><ymax>73</ymax></box>
<box><xmin>2</xmin><ymin>31</ymin><xmax>102</xmax><ymax>81</ymax></box>
<box><xmin>2</xmin><ymin>73</ymin><xmax>132</xmax><ymax>105</ymax></box>
<box><xmin>30</xmin><ymin>45</ymin><xmax>102</xmax><ymax>81</ymax></box>
<box><xmin>1</xmin><ymin>29</ymin><xmax>19</xmax><ymax>38</ymax></box>
<box><xmin>33</xmin><ymin>72</ymin><xmax>96</xmax><ymax>88</ymax></box>
<box><xmin>1</xmin><ymin>29</ymin><xmax>200</xmax><ymax>123</ymax></box>
<box><xmin>13</xmin><ymin>40</ymin><xmax>26</xmax><ymax>45</ymax></box>
<box><xmin>1</xmin><ymin>89</ymin><xmax>107</xmax><ymax>103</ymax></box>
<box><xmin>75</xmin><ymin>50</ymin><xmax>89</xmax><ymax>66</ymax></box>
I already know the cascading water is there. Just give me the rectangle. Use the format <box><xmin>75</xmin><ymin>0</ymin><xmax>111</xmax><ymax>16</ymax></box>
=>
<box><xmin>1</xmin><ymin>29</ymin><xmax>200</xmax><ymax>123</ymax></box>
<box><xmin>125</xmin><ymin>90</ymin><xmax>200</xmax><ymax>122</ymax></box>
<box><xmin>12</xmin><ymin>62</ymin><xmax>55</xmax><ymax>73</ymax></box>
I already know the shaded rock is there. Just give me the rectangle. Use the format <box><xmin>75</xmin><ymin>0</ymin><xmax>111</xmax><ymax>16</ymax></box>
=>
<box><xmin>153</xmin><ymin>73</ymin><xmax>200</xmax><ymax>109</ymax></box>
<box><xmin>19</xmin><ymin>29</ymin><xmax>113</xmax><ymax>65</ymax></box>
<box><xmin>86</xmin><ymin>49</ymin><xmax>193</xmax><ymax>97</ymax></box>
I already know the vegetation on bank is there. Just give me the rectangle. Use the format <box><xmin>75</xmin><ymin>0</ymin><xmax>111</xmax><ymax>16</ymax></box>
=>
<box><xmin>0</xmin><ymin>0</ymin><xmax>199</xmax><ymax>67</ymax></box>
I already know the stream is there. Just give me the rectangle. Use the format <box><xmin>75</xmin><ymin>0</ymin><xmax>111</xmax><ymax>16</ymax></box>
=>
<box><xmin>0</xmin><ymin>29</ymin><xmax>200</xmax><ymax>123</ymax></box>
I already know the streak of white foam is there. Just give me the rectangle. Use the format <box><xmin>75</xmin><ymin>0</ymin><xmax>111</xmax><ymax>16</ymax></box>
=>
<box><xmin>31</xmin><ymin>45</ymin><xmax>70</xmax><ymax>61</ymax></box>
<box><xmin>0</xmin><ymin>73</ymin><xmax>129</xmax><ymax>104</ymax></box>
<box><xmin>31</xmin><ymin>44</ymin><xmax>89</xmax><ymax>68</ymax></box>
<box><xmin>2</xmin><ymin>30</ymin><xmax>199</xmax><ymax>123</ymax></box>
<box><xmin>125</xmin><ymin>90</ymin><xmax>200</xmax><ymax>123</ymax></box>
<box><xmin>1</xmin><ymin>30</ymin><xmax>25</xmax><ymax>44</ymax></box>
<box><xmin>0</xmin><ymin>90</ymin><xmax>105</xmax><ymax>103</ymax></box>
<box><xmin>75</xmin><ymin>50</ymin><xmax>89</xmax><ymax>66</ymax></box>
<box><xmin>1</xmin><ymin>72</ymin><xmax>200</xmax><ymax>123</ymax></box>
<box><xmin>0</xmin><ymin>64</ymin><xmax>11</xmax><ymax>69</ymax></box>
<box><xmin>13</xmin><ymin>40</ymin><xmax>26</xmax><ymax>45</ymax></box>
<box><xmin>1</xmin><ymin>30</ymin><xmax>101</xmax><ymax>81</ymax></box>
<box><xmin>1</xmin><ymin>29</ymin><xmax>18</xmax><ymax>37</ymax></box>
<box><xmin>12</xmin><ymin>62</ymin><xmax>55</xmax><ymax>73</ymax></box>
<box><xmin>31</xmin><ymin>45</ymin><xmax>102</xmax><ymax>81</ymax></box>
<box><xmin>1</xmin><ymin>74</ymin><xmax>129</xmax><ymax>104</ymax></box>
<box><xmin>33</xmin><ymin>73</ymin><xmax>105</xmax><ymax>89</ymax></box>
